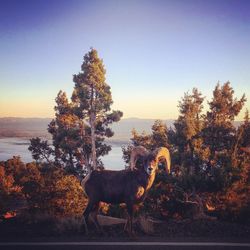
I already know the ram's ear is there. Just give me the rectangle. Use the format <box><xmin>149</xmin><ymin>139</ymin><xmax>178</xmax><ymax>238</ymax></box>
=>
<box><xmin>130</xmin><ymin>146</ymin><xmax>148</xmax><ymax>170</ymax></box>
<box><xmin>153</xmin><ymin>147</ymin><xmax>171</xmax><ymax>174</ymax></box>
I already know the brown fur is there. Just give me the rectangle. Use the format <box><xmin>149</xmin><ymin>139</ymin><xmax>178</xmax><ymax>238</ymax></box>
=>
<box><xmin>82</xmin><ymin>146</ymin><xmax>171</xmax><ymax>236</ymax></box>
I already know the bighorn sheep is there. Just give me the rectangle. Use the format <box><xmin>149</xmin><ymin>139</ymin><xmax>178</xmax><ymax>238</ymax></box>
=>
<box><xmin>81</xmin><ymin>146</ymin><xmax>171</xmax><ymax>235</ymax></box>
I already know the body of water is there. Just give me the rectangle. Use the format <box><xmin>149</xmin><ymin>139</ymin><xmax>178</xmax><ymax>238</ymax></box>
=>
<box><xmin>0</xmin><ymin>138</ymin><xmax>125</xmax><ymax>170</ymax></box>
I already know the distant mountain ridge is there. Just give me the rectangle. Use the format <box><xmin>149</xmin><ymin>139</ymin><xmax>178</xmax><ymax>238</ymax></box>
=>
<box><xmin>110</xmin><ymin>118</ymin><xmax>175</xmax><ymax>142</ymax></box>
<box><xmin>0</xmin><ymin>117</ymin><xmax>175</xmax><ymax>142</ymax></box>
<box><xmin>0</xmin><ymin>117</ymin><xmax>242</xmax><ymax>143</ymax></box>
<box><xmin>0</xmin><ymin>117</ymin><xmax>51</xmax><ymax>139</ymax></box>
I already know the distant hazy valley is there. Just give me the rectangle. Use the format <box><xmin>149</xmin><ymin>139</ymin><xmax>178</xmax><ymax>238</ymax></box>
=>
<box><xmin>0</xmin><ymin>117</ymin><xmax>243</xmax><ymax>167</ymax></box>
<box><xmin>0</xmin><ymin>117</ymin><xmax>174</xmax><ymax>167</ymax></box>
<box><xmin>0</xmin><ymin>117</ymin><xmax>175</xmax><ymax>143</ymax></box>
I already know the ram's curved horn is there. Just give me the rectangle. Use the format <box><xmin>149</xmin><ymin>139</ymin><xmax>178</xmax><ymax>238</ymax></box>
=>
<box><xmin>130</xmin><ymin>146</ymin><xmax>149</xmax><ymax>170</ymax></box>
<box><xmin>153</xmin><ymin>147</ymin><xmax>171</xmax><ymax>173</ymax></box>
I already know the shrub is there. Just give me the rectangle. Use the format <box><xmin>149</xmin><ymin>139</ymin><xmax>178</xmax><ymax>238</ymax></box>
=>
<box><xmin>24</xmin><ymin>168</ymin><xmax>87</xmax><ymax>218</ymax></box>
<box><xmin>0</xmin><ymin>165</ymin><xmax>22</xmax><ymax>216</ymax></box>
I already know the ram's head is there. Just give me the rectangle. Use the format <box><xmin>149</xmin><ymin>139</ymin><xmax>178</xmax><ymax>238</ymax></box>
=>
<box><xmin>130</xmin><ymin>146</ymin><xmax>171</xmax><ymax>175</ymax></box>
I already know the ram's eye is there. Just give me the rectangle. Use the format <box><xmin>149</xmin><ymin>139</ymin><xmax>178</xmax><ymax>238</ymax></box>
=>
<box><xmin>151</xmin><ymin>161</ymin><xmax>156</xmax><ymax>167</ymax></box>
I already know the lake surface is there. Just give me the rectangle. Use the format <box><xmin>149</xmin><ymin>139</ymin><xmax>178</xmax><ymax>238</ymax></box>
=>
<box><xmin>0</xmin><ymin>138</ymin><xmax>125</xmax><ymax>170</ymax></box>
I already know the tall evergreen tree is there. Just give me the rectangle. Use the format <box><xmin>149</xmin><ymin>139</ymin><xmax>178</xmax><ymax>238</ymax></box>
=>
<box><xmin>202</xmin><ymin>82</ymin><xmax>246</xmax><ymax>170</ymax></box>
<box><xmin>29</xmin><ymin>48</ymin><xmax>122</xmax><ymax>173</ymax></box>
<box><xmin>168</xmin><ymin>88</ymin><xmax>205</xmax><ymax>173</ymax></box>
<box><xmin>72</xmin><ymin>48</ymin><xmax>122</xmax><ymax>170</ymax></box>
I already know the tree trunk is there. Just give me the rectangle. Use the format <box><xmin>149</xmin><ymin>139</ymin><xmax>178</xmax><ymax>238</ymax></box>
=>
<box><xmin>69</xmin><ymin>151</ymin><xmax>74</xmax><ymax>171</ymax></box>
<box><xmin>90</xmin><ymin>112</ymin><xmax>97</xmax><ymax>170</ymax></box>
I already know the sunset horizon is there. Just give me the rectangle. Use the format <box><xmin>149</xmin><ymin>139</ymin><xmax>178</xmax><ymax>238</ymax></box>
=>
<box><xmin>1</xmin><ymin>0</ymin><xmax>250</xmax><ymax>120</ymax></box>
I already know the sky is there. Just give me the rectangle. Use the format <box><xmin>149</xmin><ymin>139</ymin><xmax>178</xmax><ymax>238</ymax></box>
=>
<box><xmin>0</xmin><ymin>0</ymin><xmax>250</xmax><ymax>120</ymax></box>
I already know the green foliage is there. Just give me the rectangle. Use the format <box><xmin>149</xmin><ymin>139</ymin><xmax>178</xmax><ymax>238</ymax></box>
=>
<box><xmin>48</xmin><ymin>91</ymin><xmax>92</xmax><ymax>173</ymax></box>
<box><xmin>167</xmin><ymin>82</ymin><xmax>247</xmax><ymax>191</ymax></box>
<box><xmin>72</xmin><ymin>48</ymin><xmax>123</xmax><ymax>169</ymax></box>
<box><xmin>29</xmin><ymin>137</ymin><xmax>53</xmax><ymax>164</ymax></box>
<box><xmin>121</xmin><ymin>82</ymin><xmax>249</xmax><ymax>223</ymax></box>
<box><xmin>202</xmin><ymin>82</ymin><xmax>246</xmax><ymax>165</ymax></box>
<box><xmin>168</xmin><ymin>88</ymin><xmax>205</xmax><ymax>174</ymax></box>
<box><xmin>29</xmin><ymin>48</ymin><xmax>122</xmax><ymax>174</ymax></box>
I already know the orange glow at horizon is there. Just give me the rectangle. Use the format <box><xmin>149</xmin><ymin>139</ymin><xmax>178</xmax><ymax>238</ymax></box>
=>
<box><xmin>0</xmin><ymin>99</ymin><xmax>54</xmax><ymax>118</ymax></box>
<box><xmin>0</xmin><ymin>89</ymin><xmax>249</xmax><ymax>120</ymax></box>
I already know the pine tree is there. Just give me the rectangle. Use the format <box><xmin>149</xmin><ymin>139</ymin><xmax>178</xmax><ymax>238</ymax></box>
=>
<box><xmin>202</xmin><ymin>82</ymin><xmax>246</xmax><ymax>170</ymax></box>
<box><xmin>29</xmin><ymin>48</ymin><xmax>122</xmax><ymax>173</ymax></box>
<box><xmin>72</xmin><ymin>48</ymin><xmax>123</xmax><ymax>170</ymax></box>
<box><xmin>168</xmin><ymin>88</ymin><xmax>205</xmax><ymax>173</ymax></box>
<box><xmin>48</xmin><ymin>90</ymin><xmax>87</xmax><ymax>171</ymax></box>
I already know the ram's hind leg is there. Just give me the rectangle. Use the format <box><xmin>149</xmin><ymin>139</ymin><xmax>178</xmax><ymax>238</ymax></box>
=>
<box><xmin>90</xmin><ymin>202</ymin><xmax>104</xmax><ymax>235</ymax></box>
<box><xmin>82</xmin><ymin>200</ymin><xmax>97</xmax><ymax>235</ymax></box>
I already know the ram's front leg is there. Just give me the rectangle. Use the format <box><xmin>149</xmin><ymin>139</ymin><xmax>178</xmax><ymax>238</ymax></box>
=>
<box><xmin>125</xmin><ymin>201</ymin><xmax>136</xmax><ymax>237</ymax></box>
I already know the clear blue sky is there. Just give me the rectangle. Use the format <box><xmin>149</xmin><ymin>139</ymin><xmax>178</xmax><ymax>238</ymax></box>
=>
<box><xmin>0</xmin><ymin>0</ymin><xmax>249</xmax><ymax>119</ymax></box>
